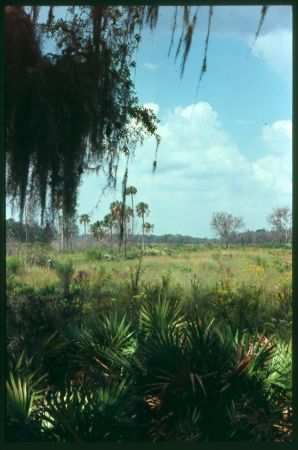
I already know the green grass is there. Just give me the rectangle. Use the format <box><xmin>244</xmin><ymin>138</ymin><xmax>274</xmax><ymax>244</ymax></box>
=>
<box><xmin>8</xmin><ymin>244</ymin><xmax>292</xmax><ymax>304</ymax></box>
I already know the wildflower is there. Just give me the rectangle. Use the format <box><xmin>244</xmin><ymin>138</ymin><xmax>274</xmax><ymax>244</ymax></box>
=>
<box><xmin>255</xmin><ymin>265</ymin><xmax>264</xmax><ymax>274</ymax></box>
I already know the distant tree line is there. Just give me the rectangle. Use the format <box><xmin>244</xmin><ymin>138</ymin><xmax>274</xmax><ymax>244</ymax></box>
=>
<box><xmin>6</xmin><ymin>206</ymin><xmax>291</xmax><ymax>249</ymax></box>
<box><xmin>136</xmin><ymin>234</ymin><xmax>213</xmax><ymax>244</ymax></box>
<box><xmin>6</xmin><ymin>217</ymin><xmax>79</xmax><ymax>251</ymax></box>
<box><xmin>6</xmin><ymin>218</ymin><xmax>56</xmax><ymax>244</ymax></box>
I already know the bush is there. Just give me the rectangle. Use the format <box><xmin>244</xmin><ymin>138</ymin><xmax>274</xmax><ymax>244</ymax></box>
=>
<box><xmin>273</xmin><ymin>259</ymin><xmax>285</xmax><ymax>273</ymax></box>
<box><xmin>143</xmin><ymin>247</ymin><xmax>162</xmax><ymax>256</ymax></box>
<box><xmin>53</xmin><ymin>260</ymin><xmax>74</xmax><ymax>296</ymax></box>
<box><xmin>125</xmin><ymin>250</ymin><xmax>141</xmax><ymax>260</ymax></box>
<box><xmin>7</xmin><ymin>286</ymin><xmax>80</xmax><ymax>356</ymax></box>
<box><xmin>24</xmin><ymin>243</ymin><xmax>51</xmax><ymax>267</ymax></box>
<box><xmin>7</xmin><ymin>257</ymin><xmax>23</xmax><ymax>275</ymax></box>
<box><xmin>86</xmin><ymin>249</ymin><xmax>103</xmax><ymax>261</ymax></box>
<box><xmin>26</xmin><ymin>253</ymin><xmax>49</xmax><ymax>267</ymax></box>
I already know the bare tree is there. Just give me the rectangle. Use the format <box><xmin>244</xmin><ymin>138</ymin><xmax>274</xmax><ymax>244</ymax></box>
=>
<box><xmin>267</xmin><ymin>207</ymin><xmax>292</xmax><ymax>246</ymax></box>
<box><xmin>211</xmin><ymin>212</ymin><xmax>245</xmax><ymax>248</ymax></box>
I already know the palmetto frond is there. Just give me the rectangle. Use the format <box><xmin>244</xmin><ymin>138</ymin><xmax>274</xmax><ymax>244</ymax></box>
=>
<box><xmin>6</xmin><ymin>364</ymin><xmax>46</xmax><ymax>441</ymax></box>
<box><xmin>67</xmin><ymin>313</ymin><xmax>136</xmax><ymax>381</ymax></box>
<box><xmin>7</xmin><ymin>373</ymin><xmax>37</xmax><ymax>424</ymax></box>
<box><xmin>41</xmin><ymin>379</ymin><xmax>136</xmax><ymax>441</ymax></box>
<box><xmin>140</xmin><ymin>294</ymin><xmax>186</xmax><ymax>338</ymax></box>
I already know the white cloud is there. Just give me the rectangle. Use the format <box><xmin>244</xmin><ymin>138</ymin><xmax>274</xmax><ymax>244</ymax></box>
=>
<box><xmin>252</xmin><ymin>154</ymin><xmax>291</xmax><ymax>196</ymax></box>
<box><xmin>78</xmin><ymin>103</ymin><xmax>292</xmax><ymax>236</ymax></box>
<box><xmin>143</xmin><ymin>62</ymin><xmax>159</xmax><ymax>70</ymax></box>
<box><xmin>249</xmin><ymin>29</ymin><xmax>292</xmax><ymax>84</ymax></box>
<box><xmin>155</xmin><ymin>102</ymin><xmax>249</xmax><ymax>176</ymax></box>
<box><xmin>251</xmin><ymin>119</ymin><xmax>292</xmax><ymax>197</ymax></box>
<box><xmin>261</xmin><ymin>120</ymin><xmax>292</xmax><ymax>154</ymax></box>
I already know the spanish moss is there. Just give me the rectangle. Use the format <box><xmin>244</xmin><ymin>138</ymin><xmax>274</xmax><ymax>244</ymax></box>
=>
<box><xmin>198</xmin><ymin>5</ymin><xmax>214</xmax><ymax>86</ymax></box>
<box><xmin>167</xmin><ymin>6</ymin><xmax>178</xmax><ymax>57</ymax></box>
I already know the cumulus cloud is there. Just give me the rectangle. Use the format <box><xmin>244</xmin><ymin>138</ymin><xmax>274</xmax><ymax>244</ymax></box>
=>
<box><xmin>249</xmin><ymin>29</ymin><xmax>292</xmax><ymax>84</ymax></box>
<box><xmin>155</xmin><ymin>102</ymin><xmax>249</xmax><ymax>177</ymax></box>
<box><xmin>251</xmin><ymin>119</ymin><xmax>292</xmax><ymax>197</ymax></box>
<box><xmin>130</xmin><ymin>103</ymin><xmax>291</xmax><ymax>233</ymax></box>
<box><xmin>252</xmin><ymin>155</ymin><xmax>291</xmax><ymax>196</ymax></box>
<box><xmin>261</xmin><ymin>120</ymin><xmax>292</xmax><ymax>154</ymax></box>
<box><xmin>78</xmin><ymin>102</ymin><xmax>292</xmax><ymax>236</ymax></box>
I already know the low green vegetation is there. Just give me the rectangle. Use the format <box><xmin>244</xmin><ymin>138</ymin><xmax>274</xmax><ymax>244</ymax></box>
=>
<box><xmin>6</xmin><ymin>243</ymin><xmax>292</xmax><ymax>442</ymax></box>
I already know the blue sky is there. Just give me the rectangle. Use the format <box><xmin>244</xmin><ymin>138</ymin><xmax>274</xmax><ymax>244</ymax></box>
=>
<box><xmin>77</xmin><ymin>5</ymin><xmax>292</xmax><ymax>238</ymax></box>
<box><xmin>7</xmin><ymin>6</ymin><xmax>292</xmax><ymax>238</ymax></box>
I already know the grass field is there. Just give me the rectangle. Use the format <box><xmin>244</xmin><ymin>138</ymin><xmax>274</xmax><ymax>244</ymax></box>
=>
<box><xmin>9</xmin><ymin>243</ymin><xmax>292</xmax><ymax>293</ymax></box>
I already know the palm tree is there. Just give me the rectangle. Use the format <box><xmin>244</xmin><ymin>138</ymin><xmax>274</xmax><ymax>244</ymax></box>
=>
<box><xmin>136</xmin><ymin>202</ymin><xmax>149</xmax><ymax>251</ymax></box>
<box><xmin>90</xmin><ymin>220</ymin><xmax>105</xmax><ymax>241</ymax></box>
<box><xmin>79</xmin><ymin>214</ymin><xmax>90</xmax><ymax>236</ymax></box>
<box><xmin>103</xmin><ymin>213</ymin><xmax>115</xmax><ymax>244</ymax></box>
<box><xmin>143</xmin><ymin>222</ymin><xmax>154</xmax><ymax>245</ymax></box>
<box><xmin>110</xmin><ymin>201</ymin><xmax>122</xmax><ymax>247</ymax></box>
<box><xmin>125</xmin><ymin>186</ymin><xmax>137</xmax><ymax>240</ymax></box>
<box><xmin>110</xmin><ymin>201</ymin><xmax>133</xmax><ymax>255</ymax></box>
<box><xmin>110</xmin><ymin>201</ymin><xmax>122</xmax><ymax>228</ymax></box>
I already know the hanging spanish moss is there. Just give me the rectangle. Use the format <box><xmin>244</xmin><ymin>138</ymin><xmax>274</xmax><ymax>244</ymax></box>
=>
<box><xmin>198</xmin><ymin>6</ymin><xmax>214</xmax><ymax>86</ymax></box>
<box><xmin>252</xmin><ymin>5</ymin><xmax>269</xmax><ymax>48</ymax></box>
<box><xmin>6</xmin><ymin>5</ymin><xmax>160</xmax><ymax>223</ymax></box>
<box><xmin>181</xmin><ymin>8</ymin><xmax>199</xmax><ymax>77</ymax></box>
<box><xmin>167</xmin><ymin>6</ymin><xmax>178</xmax><ymax>58</ymax></box>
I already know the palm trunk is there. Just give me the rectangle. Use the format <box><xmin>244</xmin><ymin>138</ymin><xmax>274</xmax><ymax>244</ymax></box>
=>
<box><xmin>142</xmin><ymin>216</ymin><xmax>144</xmax><ymax>251</ymax></box>
<box><xmin>131</xmin><ymin>195</ymin><xmax>134</xmax><ymax>241</ymax></box>
<box><xmin>124</xmin><ymin>219</ymin><xmax>127</xmax><ymax>258</ymax></box>
<box><xmin>25</xmin><ymin>201</ymin><xmax>28</xmax><ymax>262</ymax></box>
<box><xmin>61</xmin><ymin>216</ymin><xmax>64</xmax><ymax>252</ymax></box>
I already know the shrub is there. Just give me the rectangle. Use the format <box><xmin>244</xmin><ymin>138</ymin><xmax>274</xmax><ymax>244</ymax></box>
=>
<box><xmin>273</xmin><ymin>259</ymin><xmax>285</xmax><ymax>273</ymax></box>
<box><xmin>7</xmin><ymin>257</ymin><xmax>23</xmax><ymax>275</ymax></box>
<box><xmin>26</xmin><ymin>253</ymin><xmax>48</xmax><ymax>267</ymax></box>
<box><xmin>53</xmin><ymin>260</ymin><xmax>74</xmax><ymax>296</ymax></box>
<box><xmin>143</xmin><ymin>247</ymin><xmax>161</xmax><ymax>256</ymax></box>
<box><xmin>7</xmin><ymin>286</ymin><xmax>80</xmax><ymax>356</ymax></box>
<box><xmin>86</xmin><ymin>249</ymin><xmax>103</xmax><ymax>261</ymax></box>
<box><xmin>125</xmin><ymin>250</ymin><xmax>141</xmax><ymax>260</ymax></box>
<box><xmin>25</xmin><ymin>242</ymin><xmax>51</xmax><ymax>267</ymax></box>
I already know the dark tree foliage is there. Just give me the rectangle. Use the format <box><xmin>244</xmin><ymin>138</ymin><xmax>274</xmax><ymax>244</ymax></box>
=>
<box><xmin>6</xmin><ymin>5</ymin><xmax>268</xmax><ymax>225</ymax></box>
<box><xmin>6</xmin><ymin>218</ymin><xmax>56</xmax><ymax>243</ymax></box>
<box><xmin>6</xmin><ymin>5</ymin><xmax>160</xmax><ymax>222</ymax></box>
